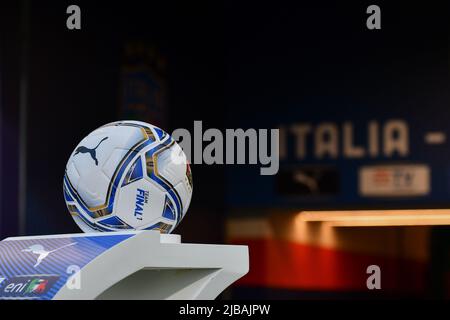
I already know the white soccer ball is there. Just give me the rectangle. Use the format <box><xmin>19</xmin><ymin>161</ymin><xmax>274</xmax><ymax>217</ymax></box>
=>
<box><xmin>63</xmin><ymin>120</ymin><xmax>193</xmax><ymax>233</ymax></box>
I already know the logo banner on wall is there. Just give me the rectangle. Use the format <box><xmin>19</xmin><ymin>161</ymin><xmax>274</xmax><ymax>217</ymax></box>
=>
<box><xmin>0</xmin><ymin>234</ymin><xmax>132</xmax><ymax>300</ymax></box>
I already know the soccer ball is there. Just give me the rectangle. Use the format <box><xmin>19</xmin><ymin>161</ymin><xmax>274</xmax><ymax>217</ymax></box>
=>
<box><xmin>63</xmin><ymin>120</ymin><xmax>193</xmax><ymax>233</ymax></box>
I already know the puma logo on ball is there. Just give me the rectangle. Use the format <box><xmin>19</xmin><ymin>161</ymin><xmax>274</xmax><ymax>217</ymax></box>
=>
<box><xmin>74</xmin><ymin>137</ymin><xmax>108</xmax><ymax>166</ymax></box>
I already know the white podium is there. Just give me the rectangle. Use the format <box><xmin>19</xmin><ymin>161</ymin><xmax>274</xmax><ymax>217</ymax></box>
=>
<box><xmin>0</xmin><ymin>231</ymin><xmax>249</xmax><ymax>300</ymax></box>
